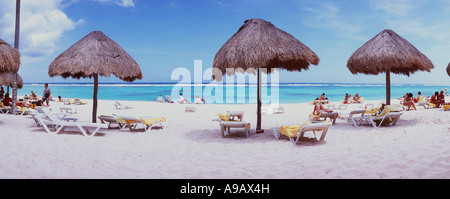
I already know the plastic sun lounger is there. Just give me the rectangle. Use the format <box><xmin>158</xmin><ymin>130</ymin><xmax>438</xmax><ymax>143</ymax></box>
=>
<box><xmin>219</xmin><ymin>121</ymin><xmax>251</xmax><ymax>138</ymax></box>
<box><xmin>98</xmin><ymin>115</ymin><xmax>125</xmax><ymax>129</ymax></box>
<box><xmin>344</xmin><ymin>109</ymin><xmax>366</xmax><ymax>122</ymax></box>
<box><xmin>272</xmin><ymin>122</ymin><xmax>332</xmax><ymax>144</ymax></box>
<box><xmin>318</xmin><ymin>112</ymin><xmax>339</xmax><ymax>124</ymax></box>
<box><xmin>351</xmin><ymin>112</ymin><xmax>403</xmax><ymax>128</ymax></box>
<box><xmin>36</xmin><ymin>112</ymin><xmax>107</xmax><ymax>136</ymax></box>
<box><xmin>114</xmin><ymin>101</ymin><xmax>134</xmax><ymax>109</ymax></box>
<box><xmin>74</xmin><ymin>98</ymin><xmax>87</xmax><ymax>105</ymax></box>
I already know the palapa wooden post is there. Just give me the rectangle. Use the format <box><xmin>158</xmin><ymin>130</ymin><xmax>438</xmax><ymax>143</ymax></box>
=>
<box><xmin>92</xmin><ymin>73</ymin><xmax>98</xmax><ymax>123</ymax></box>
<box><xmin>12</xmin><ymin>0</ymin><xmax>20</xmax><ymax>115</ymax></box>
<box><xmin>256</xmin><ymin>68</ymin><xmax>263</xmax><ymax>133</ymax></box>
<box><xmin>386</xmin><ymin>71</ymin><xmax>390</xmax><ymax>105</ymax></box>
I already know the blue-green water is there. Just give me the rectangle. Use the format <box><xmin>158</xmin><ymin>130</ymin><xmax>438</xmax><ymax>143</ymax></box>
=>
<box><xmin>13</xmin><ymin>82</ymin><xmax>449</xmax><ymax>104</ymax></box>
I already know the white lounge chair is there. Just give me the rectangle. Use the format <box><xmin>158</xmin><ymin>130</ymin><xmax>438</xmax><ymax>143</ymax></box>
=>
<box><xmin>36</xmin><ymin>111</ymin><xmax>107</xmax><ymax>136</ymax></box>
<box><xmin>317</xmin><ymin>112</ymin><xmax>339</xmax><ymax>124</ymax></box>
<box><xmin>73</xmin><ymin>98</ymin><xmax>87</xmax><ymax>105</ymax></box>
<box><xmin>112</xmin><ymin>114</ymin><xmax>166</xmax><ymax>132</ymax></box>
<box><xmin>63</xmin><ymin>98</ymin><xmax>73</xmax><ymax>105</ymax></box>
<box><xmin>114</xmin><ymin>101</ymin><xmax>134</xmax><ymax>109</ymax></box>
<box><xmin>185</xmin><ymin>107</ymin><xmax>196</xmax><ymax>112</ymax></box>
<box><xmin>344</xmin><ymin>109</ymin><xmax>366</xmax><ymax>122</ymax></box>
<box><xmin>351</xmin><ymin>112</ymin><xmax>403</xmax><ymax>128</ymax></box>
<box><xmin>136</xmin><ymin>117</ymin><xmax>167</xmax><ymax>132</ymax></box>
<box><xmin>98</xmin><ymin>115</ymin><xmax>125</xmax><ymax>129</ymax></box>
<box><xmin>60</xmin><ymin>107</ymin><xmax>77</xmax><ymax>115</ymax></box>
<box><xmin>219</xmin><ymin>121</ymin><xmax>251</xmax><ymax>138</ymax></box>
<box><xmin>272</xmin><ymin>122</ymin><xmax>332</xmax><ymax>144</ymax></box>
<box><xmin>194</xmin><ymin>96</ymin><xmax>204</xmax><ymax>104</ymax></box>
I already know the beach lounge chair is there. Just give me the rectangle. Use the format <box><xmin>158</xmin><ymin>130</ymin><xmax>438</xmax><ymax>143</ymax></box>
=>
<box><xmin>137</xmin><ymin>117</ymin><xmax>166</xmax><ymax>132</ymax></box>
<box><xmin>60</xmin><ymin>107</ymin><xmax>77</xmax><ymax>115</ymax></box>
<box><xmin>185</xmin><ymin>107</ymin><xmax>196</xmax><ymax>112</ymax></box>
<box><xmin>443</xmin><ymin>105</ymin><xmax>450</xmax><ymax>111</ymax></box>
<box><xmin>112</xmin><ymin>114</ymin><xmax>166</xmax><ymax>132</ymax></box>
<box><xmin>63</xmin><ymin>98</ymin><xmax>73</xmax><ymax>105</ymax></box>
<box><xmin>0</xmin><ymin>101</ymin><xmax>29</xmax><ymax>115</ymax></box>
<box><xmin>73</xmin><ymin>98</ymin><xmax>87</xmax><ymax>105</ymax></box>
<box><xmin>219</xmin><ymin>121</ymin><xmax>251</xmax><ymax>138</ymax></box>
<box><xmin>418</xmin><ymin>101</ymin><xmax>437</xmax><ymax>109</ymax></box>
<box><xmin>36</xmin><ymin>110</ymin><xmax>106</xmax><ymax>136</ymax></box>
<box><xmin>272</xmin><ymin>121</ymin><xmax>332</xmax><ymax>144</ymax></box>
<box><xmin>337</xmin><ymin>105</ymin><xmax>347</xmax><ymax>110</ymax></box>
<box><xmin>114</xmin><ymin>101</ymin><xmax>134</xmax><ymax>109</ymax></box>
<box><xmin>273</xmin><ymin>106</ymin><xmax>284</xmax><ymax>114</ymax></box>
<box><xmin>350</xmin><ymin>106</ymin><xmax>403</xmax><ymax>128</ymax></box>
<box><xmin>315</xmin><ymin>111</ymin><xmax>339</xmax><ymax>124</ymax></box>
<box><xmin>344</xmin><ymin>109</ymin><xmax>366</xmax><ymax>122</ymax></box>
<box><xmin>194</xmin><ymin>96</ymin><xmax>204</xmax><ymax>104</ymax></box>
<box><xmin>98</xmin><ymin>115</ymin><xmax>125</xmax><ymax>129</ymax></box>
<box><xmin>0</xmin><ymin>102</ymin><xmax>10</xmax><ymax>114</ymax></box>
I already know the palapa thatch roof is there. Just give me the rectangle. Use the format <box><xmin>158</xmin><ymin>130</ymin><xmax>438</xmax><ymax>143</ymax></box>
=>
<box><xmin>0</xmin><ymin>38</ymin><xmax>20</xmax><ymax>74</ymax></box>
<box><xmin>347</xmin><ymin>29</ymin><xmax>434</xmax><ymax>76</ymax></box>
<box><xmin>447</xmin><ymin>63</ymin><xmax>450</xmax><ymax>77</ymax></box>
<box><xmin>48</xmin><ymin>31</ymin><xmax>142</xmax><ymax>82</ymax></box>
<box><xmin>0</xmin><ymin>72</ymin><xmax>23</xmax><ymax>89</ymax></box>
<box><xmin>212</xmin><ymin>18</ymin><xmax>319</xmax><ymax>80</ymax></box>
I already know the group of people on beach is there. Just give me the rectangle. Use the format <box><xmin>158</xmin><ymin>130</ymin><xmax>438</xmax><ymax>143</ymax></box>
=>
<box><xmin>429</xmin><ymin>90</ymin><xmax>448</xmax><ymax>108</ymax></box>
<box><xmin>400</xmin><ymin>90</ymin><xmax>448</xmax><ymax>110</ymax></box>
<box><xmin>343</xmin><ymin>93</ymin><xmax>362</xmax><ymax>104</ymax></box>
<box><xmin>1</xmin><ymin>84</ymin><xmax>52</xmax><ymax>109</ymax></box>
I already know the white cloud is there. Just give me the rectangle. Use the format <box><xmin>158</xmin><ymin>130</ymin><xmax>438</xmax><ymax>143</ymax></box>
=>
<box><xmin>92</xmin><ymin>0</ymin><xmax>136</xmax><ymax>7</ymax></box>
<box><xmin>0</xmin><ymin>0</ymin><xmax>83</xmax><ymax>59</ymax></box>
<box><xmin>370</xmin><ymin>0</ymin><xmax>418</xmax><ymax>16</ymax></box>
<box><xmin>299</xmin><ymin>1</ymin><xmax>366</xmax><ymax>41</ymax></box>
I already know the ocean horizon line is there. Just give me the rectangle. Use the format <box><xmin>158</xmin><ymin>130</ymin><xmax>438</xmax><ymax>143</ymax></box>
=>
<box><xmin>21</xmin><ymin>82</ymin><xmax>450</xmax><ymax>87</ymax></box>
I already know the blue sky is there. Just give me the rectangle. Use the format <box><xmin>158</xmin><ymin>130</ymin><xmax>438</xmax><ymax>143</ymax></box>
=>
<box><xmin>1</xmin><ymin>0</ymin><xmax>449</xmax><ymax>85</ymax></box>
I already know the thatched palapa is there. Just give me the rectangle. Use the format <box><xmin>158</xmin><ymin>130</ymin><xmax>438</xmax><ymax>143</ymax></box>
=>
<box><xmin>447</xmin><ymin>63</ymin><xmax>450</xmax><ymax>77</ymax></box>
<box><xmin>213</xmin><ymin>18</ymin><xmax>319</xmax><ymax>131</ymax></box>
<box><xmin>0</xmin><ymin>72</ymin><xmax>23</xmax><ymax>89</ymax></box>
<box><xmin>48</xmin><ymin>31</ymin><xmax>142</xmax><ymax>82</ymax></box>
<box><xmin>213</xmin><ymin>18</ymin><xmax>319</xmax><ymax>79</ymax></box>
<box><xmin>0</xmin><ymin>38</ymin><xmax>20</xmax><ymax>74</ymax></box>
<box><xmin>48</xmin><ymin>31</ymin><xmax>143</xmax><ymax>122</ymax></box>
<box><xmin>347</xmin><ymin>29</ymin><xmax>434</xmax><ymax>104</ymax></box>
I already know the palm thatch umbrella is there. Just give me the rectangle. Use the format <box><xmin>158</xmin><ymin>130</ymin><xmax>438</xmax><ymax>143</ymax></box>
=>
<box><xmin>447</xmin><ymin>63</ymin><xmax>450</xmax><ymax>77</ymax></box>
<box><xmin>347</xmin><ymin>29</ymin><xmax>434</xmax><ymax>105</ymax></box>
<box><xmin>49</xmin><ymin>31</ymin><xmax>143</xmax><ymax>122</ymax></box>
<box><xmin>213</xmin><ymin>18</ymin><xmax>319</xmax><ymax>132</ymax></box>
<box><xmin>0</xmin><ymin>38</ymin><xmax>20</xmax><ymax>74</ymax></box>
<box><xmin>0</xmin><ymin>72</ymin><xmax>23</xmax><ymax>89</ymax></box>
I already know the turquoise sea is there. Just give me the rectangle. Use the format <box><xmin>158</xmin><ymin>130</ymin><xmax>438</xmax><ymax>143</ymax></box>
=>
<box><xmin>14</xmin><ymin>82</ymin><xmax>450</xmax><ymax>104</ymax></box>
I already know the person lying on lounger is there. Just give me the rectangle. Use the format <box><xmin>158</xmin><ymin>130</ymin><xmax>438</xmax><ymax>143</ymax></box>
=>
<box><xmin>313</xmin><ymin>101</ymin><xmax>333</xmax><ymax>115</ymax></box>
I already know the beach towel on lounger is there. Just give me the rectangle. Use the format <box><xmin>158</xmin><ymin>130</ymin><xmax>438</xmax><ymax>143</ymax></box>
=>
<box><xmin>217</xmin><ymin>113</ymin><xmax>229</xmax><ymax>121</ymax></box>
<box><xmin>279</xmin><ymin>122</ymin><xmax>327</xmax><ymax>138</ymax></box>
<box><xmin>140</xmin><ymin>117</ymin><xmax>166</xmax><ymax>125</ymax></box>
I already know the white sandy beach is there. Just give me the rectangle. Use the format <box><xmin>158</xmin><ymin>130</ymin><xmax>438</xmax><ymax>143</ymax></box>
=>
<box><xmin>0</xmin><ymin>98</ymin><xmax>449</xmax><ymax>179</ymax></box>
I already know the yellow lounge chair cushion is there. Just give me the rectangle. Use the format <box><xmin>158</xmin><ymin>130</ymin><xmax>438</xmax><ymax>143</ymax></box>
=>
<box><xmin>217</xmin><ymin>113</ymin><xmax>229</xmax><ymax>121</ymax></box>
<box><xmin>140</xmin><ymin>117</ymin><xmax>166</xmax><ymax>125</ymax></box>
<box><xmin>377</xmin><ymin>105</ymin><xmax>391</xmax><ymax>118</ymax></box>
<box><xmin>279</xmin><ymin>125</ymin><xmax>303</xmax><ymax>138</ymax></box>
<box><xmin>443</xmin><ymin>105</ymin><xmax>450</xmax><ymax>111</ymax></box>
<box><xmin>279</xmin><ymin>122</ymin><xmax>328</xmax><ymax>138</ymax></box>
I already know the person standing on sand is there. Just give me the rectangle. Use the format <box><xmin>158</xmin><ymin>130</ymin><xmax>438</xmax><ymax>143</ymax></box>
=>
<box><xmin>42</xmin><ymin>83</ymin><xmax>51</xmax><ymax>106</ymax></box>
